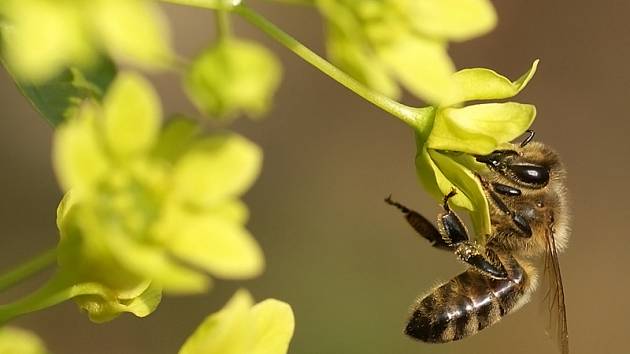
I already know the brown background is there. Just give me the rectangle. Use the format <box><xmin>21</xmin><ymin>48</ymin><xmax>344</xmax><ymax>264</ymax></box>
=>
<box><xmin>1</xmin><ymin>1</ymin><xmax>628</xmax><ymax>353</ymax></box>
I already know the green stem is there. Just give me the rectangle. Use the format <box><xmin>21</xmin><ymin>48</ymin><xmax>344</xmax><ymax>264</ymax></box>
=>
<box><xmin>233</xmin><ymin>5</ymin><xmax>430</xmax><ymax>129</ymax></box>
<box><xmin>0</xmin><ymin>271</ymin><xmax>114</xmax><ymax>324</ymax></box>
<box><xmin>159</xmin><ymin>0</ymin><xmax>434</xmax><ymax>131</ymax></box>
<box><xmin>160</xmin><ymin>0</ymin><xmax>221</xmax><ymax>9</ymax></box>
<box><xmin>216</xmin><ymin>10</ymin><xmax>232</xmax><ymax>39</ymax></box>
<box><xmin>0</xmin><ymin>248</ymin><xmax>57</xmax><ymax>293</ymax></box>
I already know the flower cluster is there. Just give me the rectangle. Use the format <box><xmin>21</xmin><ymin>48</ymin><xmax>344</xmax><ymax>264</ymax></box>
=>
<box><xmin>317</xmin><ymin>0</ymin><xmax>496</xmax><ymax>104</ymax></box>
<box><xmin>53</xmin><ymin>72</ymin><xmax>264</xmax><ymax>321</ymax></box>
<box><xmin>0</xmin><ymin>0</ymin><xmax>172</xmax><ymax>82</ymax></box>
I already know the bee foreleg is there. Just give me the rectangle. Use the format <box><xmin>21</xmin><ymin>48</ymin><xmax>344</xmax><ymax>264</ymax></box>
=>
<box><xmin>385</xmin><ymin>196</ymin><xmax>450</xmax><ymax>250</ymax></box>
<box><xmin>454</xmin><ymin>242</ymin><xmax>508</xmax><ymax>279</ymax></box>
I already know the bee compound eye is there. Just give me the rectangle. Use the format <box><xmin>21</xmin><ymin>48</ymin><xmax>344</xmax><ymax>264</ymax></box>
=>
<box><xmin>508</xmin><ymin>164</ymin><xmax>550</xmax><ymax>186</ymax></box>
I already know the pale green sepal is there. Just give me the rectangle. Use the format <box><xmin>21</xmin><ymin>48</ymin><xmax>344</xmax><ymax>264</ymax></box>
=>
<box><xmin>0</xmin><ymin>327</ymin><xmax>49</xmax><ymax>354</ymax></box>
<box><xmin>172</xmin><ymin>134</ymin><xmax>262</xmax><ymax>208</ymax></box>
<box><xmin>152</xmin><ymin>117</ymin><xmax>201</xmax><ymax>162</ymax></box>
<box><xmin>185</xmin><ymin>40</ymin><xmax>282</xmax><ymax>119</ymax></box>
<box><xmin>179</xmin><ymin>290</ymin><xmax>255</xmax><ymax>354</ymax></box>
<box><xmin>250</xmin><ymin>299</ymin><xmax>295</xmax><ymax>354</ymax></box>
<box><xmin>428</xmin><ymin>103</ymin><xmax>537</xmax><ymax>155</ymax></box>
<box><xmin>429</xmin><ymin>150</ymin><xmax>491</xmax><ymax>237</ymax></box>
<box><xmin>169</xmin><ymin>215</ymin><xmax>264</xmax><ymax>279</ymax></box>
<box><xmin>74</xmin><ymin>280</ymin><xmax>162</xmax><ymax>323</ymax></box>
<box><xmin>53</xmin><ymin>103</ymin><xmax>109</xmax><ymax>193</ymax></box>
<box><xmin>411</xmin><ymin>0</ymin><xmax>496</xmax><ymax>41</ymax></box>
<box><xmin>103</xmin><ymin>72</ymin><xmax>161</xmax><ymax>158</ymax></box>
<box><xmin>378</xmin><ymin>36</ymin><xmax>454</xmax><ymax>105</ymax></box>
<box><xmin>446</xmin><ymin>60</ymin><xmax>539</xmax><ymax>105</ymax></box>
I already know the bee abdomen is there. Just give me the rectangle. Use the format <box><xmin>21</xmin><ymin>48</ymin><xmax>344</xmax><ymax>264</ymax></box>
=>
<box><xmin>405</xmin><ymin>258</ymin><xmax>528</xmax><ymax>343</ymax></box>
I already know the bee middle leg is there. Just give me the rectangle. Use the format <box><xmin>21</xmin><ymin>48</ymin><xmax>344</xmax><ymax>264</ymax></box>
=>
<box><xmin>438</xmin><ymin>190</ymin><xmax>508</xmax><ymax>279</ymax></box>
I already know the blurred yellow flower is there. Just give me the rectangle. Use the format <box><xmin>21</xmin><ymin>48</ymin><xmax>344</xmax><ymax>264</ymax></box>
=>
<box><xmin>317</xmin><ymin>0</ymin><xmax>496</xmax><ymax>104</ymax></box>
<box><xmin>0</xmin><ymin>0</ymin><xmax>173</xmax><ymax>82</ymax></box>
<box><xmin>179</xmin><ymin>290</ymin><xmax>295</xmax><ymax>354</ymax></box>
<box><xmin>185</xmin><ymin>39</ymin><xmax>282</xmax><ymax>119</ymax></box>
<box><xmin>53</xmin><ymin>72</ymin><xmax>264</xmax><ymax>321</ymax></box>
<box><xmin>0</xmin><ymin>327</ymin><xmax>49</xmax><ymax>354</ymax></box>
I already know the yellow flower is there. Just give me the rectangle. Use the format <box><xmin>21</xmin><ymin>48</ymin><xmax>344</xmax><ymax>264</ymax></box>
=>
<box><xmin>317</xmin><ymin>0</ymin><xmax>496</xmax><ymax>104</ymax></box>
<box><xmin>0</xmin><ymin>327</ymin><xmax>49</xmax><ymax>354</ymax></box>
<box><xmin>414</xmin><ymin>61</ymin><xmax>539</xmax><ymax>236</ymax></box>
<box><xmin>179</xmin><ymin>290</ymin><xmax>295</xmax><ymax>354</ymax></box>
<box><xmin>1</xmin><ymin>0</ymin><xmax>173</xmax><ymax>82</ymax></box>
<box><xmin>185</xmin><ymin>39</ymin><xmax>282</xmax><ymax>119</ymax></box>
<box><xmin>53</xmin><ymin>72</ymin><xmax>264</xmax><ymax>321</ymax></box>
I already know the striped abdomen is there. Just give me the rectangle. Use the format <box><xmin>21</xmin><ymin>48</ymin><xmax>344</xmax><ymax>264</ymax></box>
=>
<box><xmin>405</xmin><ymin>255</ymin><xmax>532</xmax><ymax>342</ymax></box>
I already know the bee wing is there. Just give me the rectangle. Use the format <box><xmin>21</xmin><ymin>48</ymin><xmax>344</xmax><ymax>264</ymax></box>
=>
<box><xmin>543</xmin><ymin>224</ymin><xmax>569</xmax><ymax>354</ymax></box>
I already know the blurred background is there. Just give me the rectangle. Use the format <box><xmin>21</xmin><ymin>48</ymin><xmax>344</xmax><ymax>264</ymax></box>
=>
<box><xmin>1</xmin><ymin>0</ymin><xmax>628</xmax><ymax>353</ymax></box>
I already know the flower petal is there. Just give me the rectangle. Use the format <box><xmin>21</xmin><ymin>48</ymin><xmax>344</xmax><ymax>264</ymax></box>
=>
<box><xmin>91</xmin><ymin>0</ymin><xmax>173</xmax><ymax>68</ymax></box>
<box><xmin>446</xmin><ymin>60</ymin><xmax>539</xmax><ymax>105</ymax></box>
<box><xmin>103</xmin><ymin>72</ymin><xmax>161</xmax><ymax>159</ymax></box>
<box><xmin>171</xmin><ymin>133</ymin><xmax>262</xmax><ymax>208</ymax></box>
<box><xmin>178</xmin><ymin>290</ymin><xmax>254</xmax><ymax>354</ymax></box>
<box><xmin>250</xmin><ymin>299</ymin><xmax>295</xmax><ymax>354</ymax></box>
<box><xmin>152</xmin><ymin>117</ymin><xmax>201</xmax><ymax>162</ymax></box>
<box><xmin>325</xmin><ymin>25</ymin><xmax>400</xmax><ymax>98</ymax></box>
<box><xmin>2</xmin><ymin>0</ymin><xmax>93</xmax><ymax>82</ymax></box>
<box><xmin>411</xmin><ymin>0</ymin><xmax>496</xmax><ymax>41</ymax></box>
<box><xmin>168</xmin><ymin>214</ymin><xmax>264</xmax><ymax>279</ymax></box>
<box><xmin>428</xmin><ymin>103</ymin><xmax>536</xmax><ymax>155</ymax></box>
<box><xmin>378</xmin><ymin>36</ymin><xmax>454</xmax><ymax>104</ymax></box>
<box><xmin>106</xmin><ymin>233</ymin><xmax>210</xmax><ymax>294</ymax></box>
<box><xmin>53</xmin><ymin>103</ymin><xmax>109</xmax><ymax>193</ymax></box>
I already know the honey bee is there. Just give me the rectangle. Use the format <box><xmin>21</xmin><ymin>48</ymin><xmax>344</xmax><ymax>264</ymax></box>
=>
<box><xmin>386</xmin><ymin>131</ymin><xmax>569</xmax><ymax>353</ymax></box>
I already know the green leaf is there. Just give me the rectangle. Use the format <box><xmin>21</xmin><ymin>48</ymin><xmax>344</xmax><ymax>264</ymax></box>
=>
<box><xmin>6</xmin><ymin>57</ymin><xmax>116</xmax><ymax>126</ymax></box>
<box><xmin>250</xmin><ymin>299</ymin><xmax>295</xmax><ymax>354</ymax></box>
<box><xmin>446</xmin><ymin>60</ymin><xmax>539</xmax><ymax>105</ymax></box>
<box><xmin>0</xmin><ymin>327</ymin><xmax>49</xmax><ymax>354</ymax></box>
<box><xmin>410</xmin><ymin>0</ymin><xmax>496</xmax><ymax>41</ymax></box>
<box><xmin>428</xmin><ymin>103</ymin><xmax>536</xmax><ymax>155</ymax></box>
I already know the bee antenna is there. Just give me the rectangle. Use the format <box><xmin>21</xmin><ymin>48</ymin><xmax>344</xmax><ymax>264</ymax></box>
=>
<box><xmin>384</xmin><ymin>195</ymin><xmax>410</xmax><ymax>213</ymax></box>
<box><xmin>520</xmin><ymin>129</ymin><xmax>535</xmax><ymax>147</ymax></box>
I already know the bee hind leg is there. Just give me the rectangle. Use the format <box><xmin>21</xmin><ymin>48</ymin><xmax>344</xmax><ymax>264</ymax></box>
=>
<box><xmin>385</xmin><ymin>196</ymin><xmax>451</xmax><ymax>251</ymax></box>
